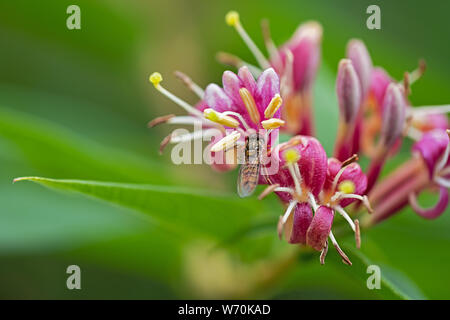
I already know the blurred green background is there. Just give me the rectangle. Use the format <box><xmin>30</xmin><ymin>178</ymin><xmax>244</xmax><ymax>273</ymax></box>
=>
<box><xmin>0</xmin><ymin>0</ymin><xmax>449</xmax><ymax>299</ymax></box>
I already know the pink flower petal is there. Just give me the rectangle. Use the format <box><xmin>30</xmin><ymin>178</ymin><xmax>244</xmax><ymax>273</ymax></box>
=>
<box><xmin>412</xmin><ymin>129</ymin><xmax>450</xmax><ymax>178</ymax></box>
<box><xmin>409</xmin><ymin>186</ymin><xmax>449</xmax><ymax>219</ymax></box>
<box><xmin>269</xmin><ymin>136</ymin><xmax>328</xmax><ymax>198</ymax></box>
<box><xmin>255</xmin><ymin>68</ymin><xmax>280</xmax><ymax>117</ymax></box>
<box><xmin>278</xmin><ymin>22</ymin><xmax>322</xmax><ymax>92</ymax></box>
<box><xmin>204</xmin><ymin>84</ymin><xmax>234</xmax><ymax>113</ymax></box>
<box><xmin>222</xmin><ymin>70</ymin><xmax>244</xmax><ymax>108</ymax></box>
<box><xmin>306</xmin><ymin>206</ymin><xmax>334</xmax><ymax>251</ymax></box>
<box><xmin>289</xmin><ymin>203</ymin><xmax>313</xmax><ymax>244</ymax></box>
<box><xmin>324</xmin><ymin>158</ymin><xmax>367</xmax><ymax>207</ymax></box>
<box><xmin>238</xmin><ymin>66</ymin><xmax>257</xmax><ymax>96</ymax></box>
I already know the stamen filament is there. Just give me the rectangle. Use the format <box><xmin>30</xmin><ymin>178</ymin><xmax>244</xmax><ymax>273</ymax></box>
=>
<box><xmin>159</xmin><ymin>134</ymin><xmax>172</xmax><ymax>155</ymax></box>
<box><xmin>411</xmin><ymin>105</ymin><xmax>450</xmax><ymax>115</ymax></box>
<box><xmin>226</xmin><ymin>11</ymin><xmax>271</xmax><ymax>69</ymax></box>
<box><xmin>222</xmin><ymin>111</ymin><xmax>251</xmax><ymax>130</ymax></box>
<box><xmin>355</xmin><ymin>219</ymin><xmax>361</xmax><ymax>249</ymax></box>
<box><xmin>407</xmin><ymin>126</ymin><xmax>423</xmax><ymax>141</ymax></box>
<box><xmin>261</xmin><ymin>19</ymin><xmax>282</xmax><ymax>70</ymax></box>
<box><xmin>170</xmin><ymin>128</ymin><xmax>216</xmax><ymax>143</ymax></box>
<box><xmin>293</xmin><ymin>163</ymin><xmax>302</xmax><ymax>185</ymax></box>
<box><xmin>329</xmin><ymin>231</ymin><xmax>352</xmax><ymax>266</ymax></box>
<box><xmin>435</xmin><ymin>177</ymin><xmax>450</xmax><ymax>188</ymax></box>
<box><xmin>216</xmin><ymin>52</ymin><xmax>263</xmax><ymax>77</ymax></box>
<box><xmin>408</xmin><ymin>59</ymin><xmax>427</xmax><ymax>85</ymax></box>
<box><xmin>275</xmin><ymin>187</ymin><xmax>295</xmax><ymax>194</ymax></box>
<box><xmin>174</xmin><ymin>71</ymin><xmax>205</xmax><ymax>99</ymax></box>
<box><xmin>320</xmin><ymin>240</ymin><xmax>329</xmax><ymax>265</ymax></box>
<box><xmin>288</xmin><ymin>164</ymin><xmax>302</xmax><ymax>195</ymax></box>
<box><xmin>341</xmin><ymin>154</ymin><xmax>359</xmax><ymax>167</ymax></box>
<box><xmin>337</xmin><ymin>194</ymin><xmax>373</xmax><ymax>213</ymax></box>
<box><xmin>281</xmin><ymin>200</ymin><xmax>298</xmax><ymax>224</ymax></box>
<box><xmin>280</xmin><ymin>50</ymin><xmax>294</xmax><ymax>97</ymax></box>
<box><xmin>258</xmin><ymin>183</ymin><xmax>280</xmax><ymax>200</ymax></box>
<box><xmin>332</xmin><ymin>167</ymin><xmax>347</xmax><ymax>193</ymax></box>
<box><xmin>334</xmin><ymin>205</ymin><xmax>356</xmax><ymax>232</ymax></box>
<box><xmin>148</xmin><ymin>114</ymin><xmax>175</xmax><ymax>127</ymax></box>
<box><xmin>440</xmin><ymin>166</ymin><xmax>450</xmax><ymax>176</ymax></box>
<box><xmin>149</xmin><ymin>73</ymin><xmax>203</xmax><ymax>118</ymax></box>
<box><xmin>308</xmin><ymin>192</ymin><xmax>318</xmax><ymax>211</ymax></box>
<box><xmin>167</xmin><ymin>116</ymin><xmax>204</xmax><ymax>126</ymax></box>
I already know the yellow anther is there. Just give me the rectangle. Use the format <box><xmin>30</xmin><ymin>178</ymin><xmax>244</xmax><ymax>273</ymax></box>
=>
<box><xmin>264</xmin><ymin>94</ymin><xmax>283</xmax><ymax>119</ymax></box>
<box><xmin>204</xmin><ymin>108</ymin><xmax>239</xmax><ymax>128</ymax></box>
<box><xmin>204</xmin><ymin>108</ymin><xmax>220</xmax><ymax>122</ymax></box>
<box><xmin>225</xmin><ymin>11</ymin><xmax>240</xmax><ymax>27</ymax></box>
<box><xmin>283</xmin><ymin>148</ymin><xmax>300</xmax><ymax>164</ymax></box>
<box><xmin>210</xmin><ymin>132</ymin><xmax>241</xmax><ymax>152</ymax></box>
<box><xmin>338</xmin><ymin>180</ymin><xmax>356</xmax><ymax>194</ymax></box>
<box><xmin>239</xmin><ymin>88</ymin><xmax>260</xmax><ymax>124</ymax></box>
<box><xmin>149</xmin><ymin>72</ymin><xmax>163</xmax><ymax>87</ymax></box>
<box><xmin>261</xmin><ymin>118</ymin><xmax>285</xmax><ymax>130</ymax></box>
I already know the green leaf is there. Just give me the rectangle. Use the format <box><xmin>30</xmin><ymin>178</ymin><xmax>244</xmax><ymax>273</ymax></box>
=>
<box><xmin>328</xmin><ymin>243</ymin><xmax>426</xmax><ymax>300</ymax></box>
<box><xmin>0</xmin><ymin>107</ymin><xmax>170</xmax><ymax>184</ymax></box>
<box><xmin>13</xmin><ymin>177</ymin><xmax>267</xmax><ymax>240</ymax></box>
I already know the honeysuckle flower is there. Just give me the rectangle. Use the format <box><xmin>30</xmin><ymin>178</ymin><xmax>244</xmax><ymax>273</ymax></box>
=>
<box><xmin>148</xmin><ymin>66</ymin><xmax>284</xmax><ymax>172</ymax></box>
<box><xmin>257</xmin><ymin>136</ymin><xmax>370</xmax><ymax>265</ymax></box>
<box><xmin>312</xmin><ymin>156</ymin><xmax>371</xmax><ymax>263</ymax></box>
<box><xmin>368</xmin><ymin>129</ymin><xmax>450</xmax><ymax>224</ymax></box>
<box><xmin>409</xmin><ymin>129</ymin><xmax>450</xmax><ymax>218</ymax></box>
<box><xmin>257</xmin><ymin>136</ymin><xmax>327</xmax><ymax>241</ymax></box>
<box><xmin>148</xmin><ymin>12</ymin><xmax>449</xmax><ymax>267</ymax></box>
<box><xmin>360</xmin><ymin>60</ymin><xmax>449</xmax><ymax>154</ymax></box>
<box><xmin>221</xmin><ymin>11</ymin><xmax>322</xmax><ymax>136</ymax></box>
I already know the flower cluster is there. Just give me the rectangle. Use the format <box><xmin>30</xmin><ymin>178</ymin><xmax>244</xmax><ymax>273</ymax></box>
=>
<box><xmin>148</xmin><ymin>66</ymin><xmax>283</xmax><ymax>173</ymax></box>
<box><xmin>148</xmin><ymin>10</ymin><xmax>450</xmax><ymax>265</ymax></box>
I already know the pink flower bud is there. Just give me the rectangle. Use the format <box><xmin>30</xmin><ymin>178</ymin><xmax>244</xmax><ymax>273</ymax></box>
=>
<box><xmin>380</xmin><ymin>83</ymin><xmax>406</xmax><ymax>148</ymax></box>
<box><xmin>336</xmin><ymin>59</ymin><xmax>362</xmax><ymax>123</ymax></box>
<box><xmin>346</xmin><ymin>39</ymin><xmax>373</xmax><ymax>100</ymax></box>
<box><xmin>369</xmin><ymin>67</ymin><xmax>392</xmax><ymax>111</ymax></box>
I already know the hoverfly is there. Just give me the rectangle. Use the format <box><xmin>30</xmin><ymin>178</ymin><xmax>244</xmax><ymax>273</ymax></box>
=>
<box><xmin>237</xmin><ymin>132</ymin><xmax>266</xmax><ymax>198</ymax></box>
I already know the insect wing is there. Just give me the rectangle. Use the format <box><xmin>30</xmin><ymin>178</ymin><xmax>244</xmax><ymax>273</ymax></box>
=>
<box><xmin>237</xmin><ymin>163</ymin><xmax>261</xmax><ymax>198</ymax></box>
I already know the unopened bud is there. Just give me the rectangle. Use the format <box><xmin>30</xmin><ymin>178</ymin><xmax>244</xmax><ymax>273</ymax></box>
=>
<box><xmin>380</xmin><ymin>83</ymin><xmax>406</xmax><ymax>148</ymax></box>
<box><xmin>346</xmin><ymin>39</ymin><xmax>373</xmax><ymax>99</ymax></box>
<box><xmin>336</xmin><ymin>59</ymin><xmax>361</xmax><ymax>123</ymax></box>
